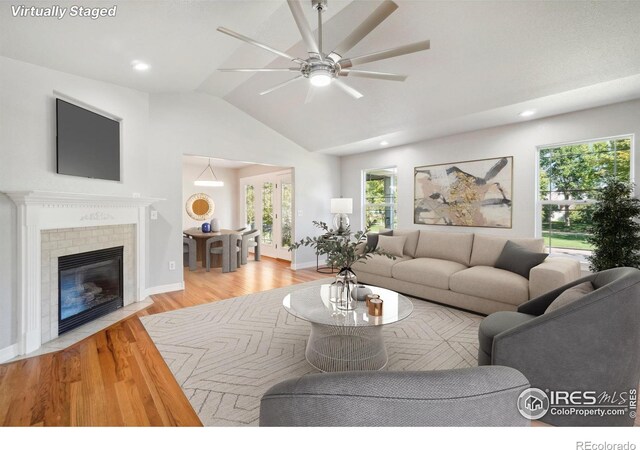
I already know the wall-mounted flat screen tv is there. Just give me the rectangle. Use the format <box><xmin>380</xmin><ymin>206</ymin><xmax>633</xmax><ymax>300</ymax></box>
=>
<box><xmin>56</xmin><ymin>98</ymin><xmax>120</xmax><ymax>181</ymax></box>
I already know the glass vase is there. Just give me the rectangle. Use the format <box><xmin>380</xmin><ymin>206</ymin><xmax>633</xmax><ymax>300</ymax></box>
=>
<box><xmin>335</xmin><ymin>267</ymin><xmax>357</xmax><ymax>310</ymax></box>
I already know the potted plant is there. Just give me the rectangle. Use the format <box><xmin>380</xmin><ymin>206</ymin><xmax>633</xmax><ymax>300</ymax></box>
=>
<box><xmin>290</xmin><ymin>221</ymin><xmax>394</xmax><ymax>310</ymax></box>
<box><xmin>586</xmin><ymin>176</ymin><xmax>640</xmax><ymax>271</ymax></box>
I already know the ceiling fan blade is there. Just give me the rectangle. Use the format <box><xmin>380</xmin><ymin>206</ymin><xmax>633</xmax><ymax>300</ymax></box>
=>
<box><xmin>339</xmin><ymin>69</ymin><xmax>407</xmax><ymax>82</ymax></box>
<box><xmin>287</xmin><ymin>0</ymin><xmax>320</xmax><ymax>55</ymax></box>
<box><xmin>219</xmin><ymin>68</ymin><xmax>301</xmax><ymax>72</ymax></box>
<box><xmin>259</xmin><ymin>75</ymin><xmax>304</xmax><ymax>96</ymax></box>
<box><xmin>217</xmin><ymin>27</ymin><xmax>304</xmax><ymax>63</ymax></box>
<box><xmin>339</xmin><ymin>40</ymin><xmax>430</xmax><ymax>68</ymax></box>
<box><xmin>333</xmin><ymin>79</ymin><xmax>364</xmax><ymax>99</ymax></box>
<box><xmin>329</xmin><ymin>0</ymin><xmax>398</xmax><ymax>60</ymax></box>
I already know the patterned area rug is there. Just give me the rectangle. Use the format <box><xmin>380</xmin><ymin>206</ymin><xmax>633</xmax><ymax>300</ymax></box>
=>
<box><xmin>140</xmin><ymin>279</ymin><xmax>482</xmax><ymax>426</ymax></box>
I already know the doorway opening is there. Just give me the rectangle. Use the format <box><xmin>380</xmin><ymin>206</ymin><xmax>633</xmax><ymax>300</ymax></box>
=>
<box><xmin>182</xmin><ymin>155</ymin><xmax>294</xmax><ymax>266</ymax></box>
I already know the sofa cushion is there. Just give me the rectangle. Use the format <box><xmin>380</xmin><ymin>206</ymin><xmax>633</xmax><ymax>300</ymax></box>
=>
<box><xmin>392</xmin><ymin>258</ymin><xmax>468</xmax><ymax>290</ymax></box>
<box><xmin>391</xmin><ymin>229</ymin><xmax>421</xmax><ymax>258</ymax></box>
<box><xmin>495</xmin><ymin>241</ymin><xmax>548</xmax><ymax>279</ymax></box>
<box><xmin>366</xmin><ymin>230</ymin><xmax>392</xmax><ymax>252</ymax></box>
<box><xmin>544</xmin><ymin>281</ymin><xmax>594</xmax><ymax>314</ymax></box>
<box><xmin>478</xmin><ymin>311</ymin><xmax>537</xmax><ymax>356</ymax></box>
<box><xmin>415</xmin><ymin>231</ymin><xmax>474</xmax><ymax>266</ymax></box>
<box><xmin>450</xmin><ymin>266</ymin><xmax>530</xmax><ymax>305</ymax></box>
<box><xmin>352</xmin><ymin>254</ymin><xmax>412</xmax><ymax>278</ymax></box>
<box><xmin>470</xmin><ymin>235</ymin><xmax>545</xmax><ymax>267</ymax></box>
<box><xmin>377</xmin><ymin>235</ymin><xmax>407</xmax><ymax>257</ymax></box>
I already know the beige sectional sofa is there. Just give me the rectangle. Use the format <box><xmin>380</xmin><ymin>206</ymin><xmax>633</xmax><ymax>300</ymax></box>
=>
<box><xmin>353</xmin><ymin>229</ymin><xmax>582</xmax><ymax>315</ymax></box>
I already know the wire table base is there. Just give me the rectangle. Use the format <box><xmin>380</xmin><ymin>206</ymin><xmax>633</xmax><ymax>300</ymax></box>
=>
<box><xmin>305</xmin><ymin>322</ymin><xmax>388</xmax><ymax>372</ymax></box>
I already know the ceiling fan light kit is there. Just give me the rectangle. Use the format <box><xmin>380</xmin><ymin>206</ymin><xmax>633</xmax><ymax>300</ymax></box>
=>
<box><xmin>217</xmin><ymin>0</ymin><xmax>430</xmax><ymax>100</ymax></box>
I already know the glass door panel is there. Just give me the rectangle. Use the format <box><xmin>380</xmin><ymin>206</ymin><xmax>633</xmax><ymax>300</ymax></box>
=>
<box><xmin>261</xmin><ymin>182</ymin><xmax>274</xmax><ymax>245</ymax></box>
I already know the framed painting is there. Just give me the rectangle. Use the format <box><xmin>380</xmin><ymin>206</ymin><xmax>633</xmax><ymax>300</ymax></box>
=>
<box><xmin>414</xmin><ymin>156</ymin><xmax>513</xmax><ymax>228</ymax></box>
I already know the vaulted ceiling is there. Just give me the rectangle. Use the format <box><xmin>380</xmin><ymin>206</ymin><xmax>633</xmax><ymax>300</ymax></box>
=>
<box><xmin>2</xmin><ymin>1</ymin><xmax>640</xmax><ymax>155</ymax></box>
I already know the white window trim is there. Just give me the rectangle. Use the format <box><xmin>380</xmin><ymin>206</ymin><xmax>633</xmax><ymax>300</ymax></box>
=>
<box><xmin>534</xmin><ymin>134</ymin><xmax>635</xmax><ymax>270</ymax></box>
<box><xmin>362</xmin><ymin>166</ymin><xmax>398</xmax><ymax>230</ymax></box>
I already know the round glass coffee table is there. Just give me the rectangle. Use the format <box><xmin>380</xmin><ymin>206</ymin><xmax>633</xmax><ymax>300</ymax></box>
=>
<box><xmin>283</xmin><ymin>284</ymin><xmax>413</xmax><ymax>372</ymax></box>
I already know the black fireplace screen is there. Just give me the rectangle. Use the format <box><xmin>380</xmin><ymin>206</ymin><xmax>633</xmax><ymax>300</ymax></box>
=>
<box><xmin>58</xmin><ymin>246</ymin><xmax>124</xmax><ymax>334</ymax></box>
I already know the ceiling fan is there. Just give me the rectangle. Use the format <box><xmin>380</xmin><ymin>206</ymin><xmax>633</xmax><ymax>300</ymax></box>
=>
<box><xmin>217</xmin><ymin>0</ymin><xmax>430</xmax><ymax>99</ymax></box>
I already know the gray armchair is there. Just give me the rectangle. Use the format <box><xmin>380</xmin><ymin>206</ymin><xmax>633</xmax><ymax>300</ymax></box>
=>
<box><xmin>205</xmin><ymin>235</ymin><xmax>230</xmax><ymax>273</ymax></box>
<box><xmin>478</xmin><ymin>267</ymin><xmax>640</xmax><ymax>426</ymax></box>
<box><xmin>260</xmin><ymin>366</ymin><xmax>529</xmax><ymax>427</ymax></box>
<box><xmin>241</xmin><ymin>229</ymin><xmax>261</xmax><ymax>265</ymax></box>
<box><xmin>182</xmin><ymin>236</ymin><xmax>196</xmax><ymax>271</ymax></box>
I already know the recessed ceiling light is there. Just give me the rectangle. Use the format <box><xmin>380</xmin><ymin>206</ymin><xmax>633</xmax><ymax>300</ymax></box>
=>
<box><xmin>380</xmin><ymin>141</ymin><xmax>389</xmax><ymax>146</ymax></box>
<box><xmin>519</xmin><ymin>110</ymin><xmax>535</xmax><ymax>117</ymax></box>
<box><xmin>132</xmin><ymin>60</ymin><xmax>150</xmax><ymax>72</ymax></box>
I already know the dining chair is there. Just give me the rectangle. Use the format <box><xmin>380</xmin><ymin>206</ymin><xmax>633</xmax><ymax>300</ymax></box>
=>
<box><xmin>183</xmin><ymin>236</ymin><xmax>197</xmax><ymax>271</ymax></box>
<box><xmin>229</xmin><ymin>233</ymin><xmax>243</xmax><ymax>271</ymax></box>
<box><xmin>241</xmin><ymin>230</ymin><xmax>261</xmax><ymax>265</ymax></box>
<box><xmin>205</xmin><ymin>235</ymin><xmax>231</xmax><ymax>273</ymax></box>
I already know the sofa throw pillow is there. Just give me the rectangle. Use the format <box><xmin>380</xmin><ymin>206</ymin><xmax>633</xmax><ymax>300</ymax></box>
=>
<box><xmin>366</xmin><ymin>230</ymin><xmax>392</xmax><ymax>252</ymax></box>
<box><xmin>545</xmin><ymin>281</ymin><xmax>595</xmax><ymax>314</ymax></box>
<box><xmin>494</xmin><ymin>241</ymin><xmax>548</xmax><ymax>279</ymax></box>
<box><xmin>377</xmin><ymin>235</ymin><xmax>407</xmax><ymax>257</ymax></box>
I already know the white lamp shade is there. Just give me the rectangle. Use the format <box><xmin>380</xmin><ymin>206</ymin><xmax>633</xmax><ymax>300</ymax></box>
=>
<box><xmin>194</xmin><ymin>180</ymin><xmax>224</xmax><ymax>187</ymax></box>
<box><xmin>331</xmin><ymin>198</ymin><xmax>353</xmax><ymax>214</ymax></box>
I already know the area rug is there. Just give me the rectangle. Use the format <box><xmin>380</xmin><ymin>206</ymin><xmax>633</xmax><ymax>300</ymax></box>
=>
<box><xmin>140</xmin><ymin>279</ymin><xmax>482</xmax><ymax>426</ymax></box>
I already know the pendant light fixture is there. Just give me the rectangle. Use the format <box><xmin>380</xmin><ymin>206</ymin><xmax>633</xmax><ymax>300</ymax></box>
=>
<box><xmin>194</xmin><ymin>158</ymin><xmax>224</xmax><ymax>187</ymax></box>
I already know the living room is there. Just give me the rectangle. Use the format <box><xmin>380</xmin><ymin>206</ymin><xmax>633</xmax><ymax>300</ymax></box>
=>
<box><xmin>1</xmin><ymin>0</ymin><xmax>639</xmax><ymax>447</ymax></box>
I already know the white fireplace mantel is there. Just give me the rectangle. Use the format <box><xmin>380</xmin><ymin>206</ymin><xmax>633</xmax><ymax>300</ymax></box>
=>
<box><xmin>5</xmin><ymin>190</ymin><xmax>163</xmax><ymax>356</ymax></box>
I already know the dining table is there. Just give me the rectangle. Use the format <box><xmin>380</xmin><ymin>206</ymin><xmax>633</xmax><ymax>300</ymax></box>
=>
<box><xmin>183</xmin><ymin>228</ymin><xmax>239</xmax><ymax>268</ymax></box>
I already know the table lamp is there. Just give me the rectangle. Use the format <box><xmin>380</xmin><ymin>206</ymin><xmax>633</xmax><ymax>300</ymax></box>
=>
<box><xmin>331</xmin><ymin>198</ymin><xmax>353</xmax><ymax>233</ymax></box>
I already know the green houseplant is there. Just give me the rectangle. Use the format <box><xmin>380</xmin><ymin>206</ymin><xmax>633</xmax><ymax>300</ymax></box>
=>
<box><xmin>586</xmin><ymin>177</ymin><xmax>640</xmax><ymax>271</ymax></box>
<box><xmin>289</xmin><ymin>221</ymin><xmax>394</xmax><ymax>309</ymax></box>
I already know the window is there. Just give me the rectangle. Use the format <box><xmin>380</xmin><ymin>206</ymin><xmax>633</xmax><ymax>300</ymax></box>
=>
<box><xmin>281</xmin><ymin>182</ymin><xmax>293</xmax><ymax>248</ymax></box>
<box><xmin>244</xmin><ymin>184</ymin><xmax>255</xmax><ymax>229</ymax></box>
<box><xmin>363</xmin><ymin>167</ymin><xmax>398</xmax><ymax>231</ymax></box>
<box><xmin>262</xmin><ymin>182</ymin><xmax>273</xmax><ymax>244</ymax></box>
<box><xmin>537</xmin><ymin>136</ymin><xmax>632</xmax><ymax>262</ymax></box>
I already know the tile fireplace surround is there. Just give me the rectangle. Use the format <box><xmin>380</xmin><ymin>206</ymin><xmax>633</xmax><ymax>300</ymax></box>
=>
<box><xmin>5</xmin><ymin>191</ymin><xmax>162</xmax><ymax>359</ymax></box>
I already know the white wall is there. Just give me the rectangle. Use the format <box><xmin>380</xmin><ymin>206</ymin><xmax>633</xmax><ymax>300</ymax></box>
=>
<box><xmin>146</xmin><ymin>92</ymin><xmax>340</xmax><ymax>286</ymax></box>
<box><xmin>182</xmin><ymin>160</ymin><xmax>240</xmax><ymax>230</ymax></box>
<box><xmin>0</xmin><ymin>56</ymin><xmax>150</xmax><ymax>351</ymax></box>
<box><xmin>341</xmin><ymin>99</ymin><xmax>640</xmax><ymax>237</ymax></box>
<box><xmin>236</xmin><ymin>163</ymin><xmax>289</xmax><ymax>179</ymax></box>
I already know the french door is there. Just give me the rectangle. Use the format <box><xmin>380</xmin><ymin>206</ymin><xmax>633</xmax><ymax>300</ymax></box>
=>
<box><xmin>241</xmin><ymin>171</ymin><xmax>293</xmax><ymax>261</ymax></box>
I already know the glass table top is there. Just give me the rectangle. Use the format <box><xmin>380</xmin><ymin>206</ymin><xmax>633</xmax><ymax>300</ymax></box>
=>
<box><xmin>283</xmin><ymin>284</ymin><xmax>414</xmax><ymax>327</ymax></box>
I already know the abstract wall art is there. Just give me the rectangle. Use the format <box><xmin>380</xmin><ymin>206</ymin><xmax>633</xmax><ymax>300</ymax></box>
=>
<box><xmin>414</xmin><ymin>156</ymin><xmax>513</xmax><ymax>228</ymax></box>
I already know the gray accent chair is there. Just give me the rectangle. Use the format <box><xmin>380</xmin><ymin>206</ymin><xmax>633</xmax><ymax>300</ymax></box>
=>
<box><xmin>478</xmin><ymin>267</ymin><xmax>640</xmax><ymax>426</ymax></box>
<box><xmin>205</xmin><ymin>234</ymin><xmax>230</xmax><ymax>273</ymax></box>
<box><xmin>182</xmin><ymin>236</ymin><xmax>196</xmax><ymax>271</ymax></box>
<box><xmin>229</xmin><ymin>233</ymin><xmax>243</xmax><ymax>271</ymax></box>
<box><xmin>241</xmin><ymin>230</ymin><xmax>261</xmax><ymax>265</ymax></box>
<box><xmin>259</xmin><ymin>366</ymin><xmax>530</xmax><ymax>427</ymax></box>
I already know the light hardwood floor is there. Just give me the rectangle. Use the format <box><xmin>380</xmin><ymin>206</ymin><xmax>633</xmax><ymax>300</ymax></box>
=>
<box><xmin>0</xmin><ymin>257</ymin><xmax>329</xmax><ymax>426</ymax></box>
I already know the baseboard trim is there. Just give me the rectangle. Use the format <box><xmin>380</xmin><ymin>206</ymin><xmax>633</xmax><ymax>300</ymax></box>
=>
<box><xmin>145</xmin><ymin>282</ymin><xmax>185</xmax><ymax>297</ymax></box>
<box><xmin>0</xmin><ymin>343</ymin><xmax>19</xmax><ymax>363</ymax></box>
<box><xmin>292</xmin><ymin>258</ymin><xmax>325</xmax><ymax>271</ymax></box>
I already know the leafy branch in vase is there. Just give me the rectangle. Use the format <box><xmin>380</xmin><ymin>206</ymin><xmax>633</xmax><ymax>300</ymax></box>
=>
<box><xmin>289</xmin><ymin>220</ymin><xmax>395</xmax><ymax>269</ymax></box>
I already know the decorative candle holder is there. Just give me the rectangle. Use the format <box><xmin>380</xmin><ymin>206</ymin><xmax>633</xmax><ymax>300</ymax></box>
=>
<box><xmin>365</xmin><ymin>293</ymin><xmax>380</xmax><ymax>308</ymax></box>
<box><xmin>368</xmin><ymin>298</ymin><xmax>383</xmax><ymax>316</ymax></box>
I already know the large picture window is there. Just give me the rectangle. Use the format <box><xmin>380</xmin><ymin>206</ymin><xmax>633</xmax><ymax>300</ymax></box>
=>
<box><xmin>363</xmin><ymin>167</ymin><xmax>398</xmax><ymax>231</ymax></box>
<box><xmin>537</xmin><ymin>136</ymin><xmax>632</xmax><ymax>261</ymax></box>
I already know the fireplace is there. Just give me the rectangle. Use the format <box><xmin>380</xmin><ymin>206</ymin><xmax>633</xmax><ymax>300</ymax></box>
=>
<box><xmin>58</xmin><ymin>246</ymin><xmax>124</xmax><ymax>335</ymax></box>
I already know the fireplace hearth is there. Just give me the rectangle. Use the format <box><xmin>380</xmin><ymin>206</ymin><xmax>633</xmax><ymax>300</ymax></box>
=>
<box><xmin>58</xmin><ymin>246</ymin><xmax>124</xmax><ymax>334</ymax></box>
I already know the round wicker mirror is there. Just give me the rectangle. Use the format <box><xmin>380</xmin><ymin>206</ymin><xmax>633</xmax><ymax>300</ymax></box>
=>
<box><xmin>186</xmin><ymin>193</ymin><xmax>215</xmax><ymax>220</ymax></box>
